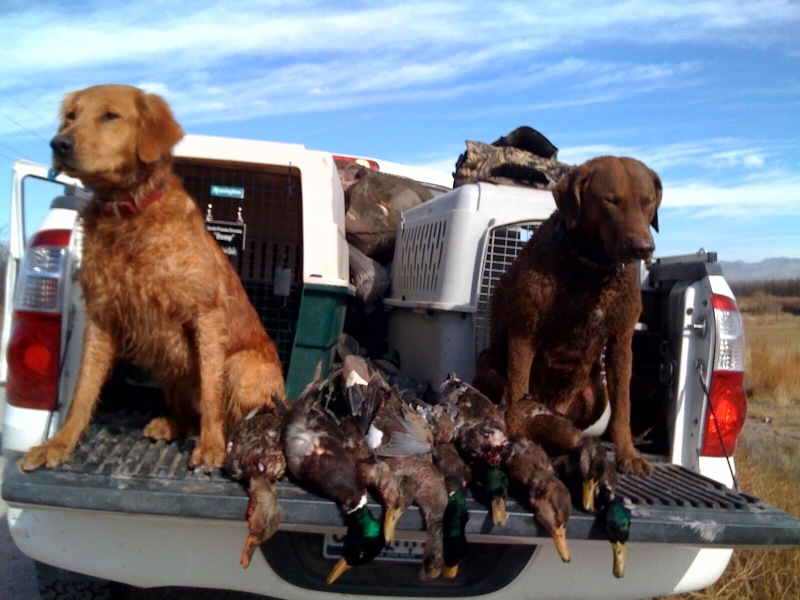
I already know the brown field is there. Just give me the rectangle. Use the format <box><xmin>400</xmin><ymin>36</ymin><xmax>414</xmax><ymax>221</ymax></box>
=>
<box><xmin>661</xmin><ymin>299</ymin><xmax>800</xmax><ymax>600</ymax></box>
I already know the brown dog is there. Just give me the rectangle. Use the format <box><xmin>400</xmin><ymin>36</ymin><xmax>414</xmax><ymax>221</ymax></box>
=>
<box><xmin>474</xmin><ymin>156</ymin><xmax>661</xmax><ymax>475</ymax></box>
<box><xmin>19</xmin><ymin>84</ymin><xmax>286</xmax><ymax>472</ymax></box>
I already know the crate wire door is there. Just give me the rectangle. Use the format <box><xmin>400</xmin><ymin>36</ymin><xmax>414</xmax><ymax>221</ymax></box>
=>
<box><xmin>474</xmin><ymin>222</ymin><xmax>539</xmax><ymax>358</ymax></box>
<box><xmin>173</xmin><ymin>158</ymin><xmax>303</xmax><ymax>373</ymax></box>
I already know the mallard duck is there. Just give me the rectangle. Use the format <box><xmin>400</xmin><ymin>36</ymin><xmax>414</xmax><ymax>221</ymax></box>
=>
<box><xmin>504</xmin><ymin>437</ymin><xmax>572</xmax><ymax>563</ymax></box>
<box><xmin>338</xmin><ymin>355</ymin><xmax>448</xmax><ymax>580</ymax></box>
<box><xmin>223</xmin><ymin>402</ymin><xmax>287</xmax><ymax>568</ymax></box>
<box><xmin>433</xmin><ymin>375</ymin><xmax>511</xmax><ymax>526</ymax></box>
<box><xmin>597</xmin><ymin>485</ymin><xmax>631</xmax><ymax>578</ymax></box>
<box><xmin>554</xmin><ymin>436</ymin><xmax>618</xmax><ymax>513</ymax></box>
<box><xmin>341</xmin><ymin>354</ymin><xmax>434</xmax><ymax>457</ymax></box>
<box><xmin>471</xmin><ymin>461</ymin><xmax>510</xmax><ymax>527</ymax></box>
<box><xmin>380</xmin><ymin>455</ymin><xmax>448</xmax><ymax>580</ymax></box>
<box><xmin>283</xmin><ymin>378</ymin><xmax>385</xmax><ymax>584</ymax></box>
<box><xmin>504</xmin><ymin>395</ymin><xmax>584</xmax><ymax>455</ymax></box>
<box><xmin>432</xmin><ymin>442</ymin><xmax>471</xmax><ymax>578</ymax></box>
<box><xmin>505</xmin><ymin>395</ymin><xmax>617</xmax><ymax>513</ymax></box>
<box><xmin>434</xmin><ymin>375</ymin><xmax>511</xmax><ymax>467</ymax></box>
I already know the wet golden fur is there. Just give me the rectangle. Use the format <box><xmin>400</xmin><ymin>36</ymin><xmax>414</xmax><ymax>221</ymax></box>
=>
<box><xmin>474</xmin><ymin>156</ymin><xmax>661</xmax><ymax>475</ymax></box>
<box><xmin>20</xmin><ymin>84</ymin><xmax>285</xmax><ymax>472</ymax></box>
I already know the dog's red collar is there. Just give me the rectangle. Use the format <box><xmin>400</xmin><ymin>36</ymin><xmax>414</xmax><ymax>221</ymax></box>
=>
<box><xmin>99</xmin><ymin>181</ymin><xmax>168</xmax><ymax>217</ymax></box>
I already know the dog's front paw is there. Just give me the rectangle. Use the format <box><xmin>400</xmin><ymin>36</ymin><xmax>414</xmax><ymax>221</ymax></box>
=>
<box><xmin>616</xmin><ymin>452</ymin><xmax>653</xmax><ymax>476</ymax></box>
<box><xmin>189</xmin><ymin>441</ymin><xmax>226</xmax><ymax>472</ymax></box>
<box><xmin>19</xmin><ymin>441</ymin><xmax>72</xmax><ymax>472</ymax></box>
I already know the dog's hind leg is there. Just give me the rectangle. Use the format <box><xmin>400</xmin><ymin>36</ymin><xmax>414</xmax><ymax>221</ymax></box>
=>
<box><xmin>503</xmin><ymin>332</ymin><xmax>535</xmax><ymax>405</ymax></box>
<box><xmin>224</xmin><ymin>349</ymin><xmax>286</xmax><ymax>428</ymax></box>
<box><xmin>19</xmin><ymin>322</ymin><xmax>116</xmax><ymax>471</ymax></box>
<box><xmin>144</xmin><ymin>379</ymin><xmax>200</xmax><ymax>441</ymax></box>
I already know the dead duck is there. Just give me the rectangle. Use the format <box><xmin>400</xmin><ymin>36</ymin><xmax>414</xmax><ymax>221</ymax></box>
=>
<box><xmin>342</xmin><ymin>423</ymin><xmax>449</xmax><ymax>581</ymax></box>
<box><xmin>433</xmin><ymin>375</ymin><xmax>511</xmax><ymax>467</ymax></box>
<box><xmin>223</xmin><ymin>402</ymin><xmax>287</xmax><ymax>568</ymax></box>
<box><xmin>597</xmin><ymin>485</ymin><xmax>631</xmax><ymax>578</ymax></box>
<box><xmin>283</xmin><ymin>379</ymin><xmax>385</xmax><ymax>584</ymax></box>
<box><xmin>471</xmin><ymin>461</ymin><xmax>510</xmax><ymax>527</ymax></box>
<box><xmin>554</xmin><ymin>436</ymin><xmax>618</xmax><ymax>513</ymax></box>
<box><xmin>504</xmin><ymin>396</ymin><xmax>617</xmax><ymax>512</ymax></box>
<box><xmin>381</xmin><ymin>455</ymin><xmax>448</xmax><ymax>580</ymax></box>
<box><xmin>504</xmin><ymin>437</ymin><xmax>572</xmax><ymax>563</ymax></box>
<box><xmin>341</xmin><ymin>353</ymin><xmax>434</xmax><ymax>457</ymax></box>
<box><xmin>433</xmin><ymin>375</ymin><xmax>512</xmax><ymax>526</ymax></box>
<box><xmin>339</xmin><ymin>355</ymin><xmax>448</xmax><ymax>580</ymax></box>
<box><xmin>504</xmin><ymin>395</ymin><xmax>584</xmax><ymax>455</ymax></box>
<box><xmin>432</xmin><ymin>442</ymin><xmax>472</xmax><ymax>578</ymax></box>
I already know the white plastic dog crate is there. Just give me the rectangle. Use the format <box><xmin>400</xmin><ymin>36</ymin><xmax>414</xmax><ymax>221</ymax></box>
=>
<box><xmin>172</xmin><ymin>135</ymin><xmax>350</xmax><ymax>398</ymax></box>
<box><xmin>385</xmin><ymin>182</ymin><xmax>556</xmax><ymax>387</ymax></box>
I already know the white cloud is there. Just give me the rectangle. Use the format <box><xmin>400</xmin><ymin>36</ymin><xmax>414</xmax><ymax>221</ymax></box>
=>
<box><xmin>663</xmin><ymin>179</ymin><xmax>800</xmax><ymax>215</ymax></box>
<box><xmin>2</xmin><ymin>1</ymin><xmax>798</xmax><ymax>88</ymax></box>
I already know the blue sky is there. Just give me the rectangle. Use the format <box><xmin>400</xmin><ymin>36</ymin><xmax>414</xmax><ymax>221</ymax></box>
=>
<box><xmin>1</xmin><ymin>0</ymin><xmax>798</xmax><ymax>262</ymax></box>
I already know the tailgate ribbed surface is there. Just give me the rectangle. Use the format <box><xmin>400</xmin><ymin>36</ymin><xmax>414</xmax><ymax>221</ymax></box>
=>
<box><xmin>4</xmin><ymin>415</ymin><xmax>799</xmax><ymax>547</ymax></box>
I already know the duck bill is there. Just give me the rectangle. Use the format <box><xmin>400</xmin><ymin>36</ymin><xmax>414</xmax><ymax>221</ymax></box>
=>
<box><xmin>611</xmin><ymin>540</ymin><xmax>626</xmax><ymax>578</ymax></box>
<box><xmin>327</xmin><ymin>557</ymin><xmax>352</xmax><ymax>584</ymax></box>
<box><xmin>491</xmin><ymin>497</ymin><xmax>507</xmax><ymax>526</ymax></box>
<box><xmin>240</xmin><ymin>534</ymin><xmax>261</xmax><ymax>568</ymax></box>
<box><xmin>582</xmin><ymin>478</ymin><xmax>598</xmax><ymax>512</ymax></box>
<box><xmin>442</xmin><ymin>564</ymin><xmax>459</xmax><ymax>579</ymax></box>
<box><xmin>551</xmin><ymin>525</ymin><xmax>571</xmax><ymax>563</ymax></box>
<box><xmin>383</xmin><ymin>507</ymin><xmax>403</xmax><ymax>543</ymax></box>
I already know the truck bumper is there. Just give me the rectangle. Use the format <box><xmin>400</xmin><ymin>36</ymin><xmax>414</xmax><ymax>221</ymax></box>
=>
<box><xmin>6</xmin><ymin>503</ymin><xmax>731</xmax><ymax>600</ymax></box>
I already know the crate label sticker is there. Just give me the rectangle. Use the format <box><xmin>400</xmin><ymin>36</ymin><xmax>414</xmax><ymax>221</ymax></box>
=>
<box><xmin>210</xmin><ymin>185</ymin><xmax>245</xmax><ymax>199</ymax></box>
<box><xmin>205</xmin><ymin>221</ymin><xmax>246</xmax><ymax>256</ymax></box>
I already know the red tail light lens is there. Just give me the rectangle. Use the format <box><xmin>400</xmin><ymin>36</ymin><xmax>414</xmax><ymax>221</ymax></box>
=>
<box><xmin>701</xmin><ymin>370</ymin><xmax>747</xmax><ymax>457</ymax></box>
<box><xmin>6</xmin><ymin>311</ymin><xmax>63</xmax><ymax>409</ymax></box>
<box><xmin>700</xmin><ymin>294</ymin><xmax>747</xmax><ymax>457</ymax></box>
<box><xmin>333</xmin><ymin>155</ymin><xmax>380</xmax><ymax>171</ymax></box>
<box><xmin>6</xmin><ymin>228</ymin><xmax>71</xmax><ymax>410</ymax></box>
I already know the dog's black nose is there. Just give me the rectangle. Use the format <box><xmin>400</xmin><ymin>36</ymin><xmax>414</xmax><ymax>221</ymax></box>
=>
<box><xmin>50</xmin><ymin>134</ymin><xmax>75</xmax><ymax>157</ymax></box>
<box><xmin>626</xmin><ymin>237</ymin><xmax>656</xmax><ymax>260</ymax></box>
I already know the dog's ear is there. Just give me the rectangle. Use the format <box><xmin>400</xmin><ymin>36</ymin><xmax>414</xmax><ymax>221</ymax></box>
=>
<box><xmin>553</xmin><ymin>164</ymin><xmax>584</xmax><ymax>230</ymax></box>
<box><xmin>650</xmin><ymin>168</ymin><xmax>663</xmax><ymax>233</ymax></box>
<box><xmin>136</xmin><ymin>92</ymin><xmax>184</xmax><ymax>164</ymax></box>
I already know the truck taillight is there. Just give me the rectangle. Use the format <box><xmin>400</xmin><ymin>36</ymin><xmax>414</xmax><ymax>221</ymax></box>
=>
<box><xmin>333</xmin><ymin>155</ymin><xmax>380</xmax><ymax>171</ymax></box>
<box><xmin>6</xmin><ymin>229</ymin><xmax>72</xmax><ymax>410</ymax></box>
<box><xmin>700</xmin><ymin>294</ymin><xmax>747</xmax><ymax>457</ymax></box>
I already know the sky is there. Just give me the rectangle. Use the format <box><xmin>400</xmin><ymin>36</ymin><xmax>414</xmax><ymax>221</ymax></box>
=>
<box><xmin>0</xmin><ymin>0</ymin><xmax>798</xmax><ymax>262</ymax></box>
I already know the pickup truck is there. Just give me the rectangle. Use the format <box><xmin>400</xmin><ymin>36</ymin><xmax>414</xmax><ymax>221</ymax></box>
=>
<box><xmin>2</xmin><ymin>134</ymin><xmax>799</xmax><ymax>600</ymax></box>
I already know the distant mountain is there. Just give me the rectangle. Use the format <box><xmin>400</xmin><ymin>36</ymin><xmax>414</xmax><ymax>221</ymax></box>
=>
<box><xmin>718</xmin><ymin>257</ymin><xmax>800</xmax><ymax>282</ymax></box>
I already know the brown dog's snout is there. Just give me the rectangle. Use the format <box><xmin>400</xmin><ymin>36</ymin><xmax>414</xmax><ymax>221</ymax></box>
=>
<box><xmin>50</xmin><ymin>134</ymin><xmax>75</xmax><ymax>157</ymax></box>
<box><xmin>624</xmin><ymin>235</ymin><xmax>655</xmax><ymax>261</ymax></box>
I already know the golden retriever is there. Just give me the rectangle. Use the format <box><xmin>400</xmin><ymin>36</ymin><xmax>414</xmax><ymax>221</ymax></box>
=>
<box><xmin>19</xmin><ymin>84</ymin><xmax>286</xmax><ymax>472</ymax></box>
<box><xmin>474</xmin><ymin>156</ymin><xmax>661</xmax><ymax>475</ymax></box>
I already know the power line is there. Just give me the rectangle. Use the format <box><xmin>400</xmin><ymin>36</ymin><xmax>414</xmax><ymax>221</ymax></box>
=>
<box><xmin>0</xmin><ymin>106</ymin><xmax>50</xmax><ymax>145</ymax></box>
<box><xmin>0</xmin><ymin>89</ymin><xmax>52</xmax><ymax>130</ymax></box>
<box><xmin>0</xmin><ymin>139</ymin><xmax>36</xmax><ymax>162</ymax></box>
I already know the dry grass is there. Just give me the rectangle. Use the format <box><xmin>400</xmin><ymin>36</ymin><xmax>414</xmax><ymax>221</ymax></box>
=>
<box><xmin>661</xmin><ymin>302</ymin><xmax>800</xmax><ymax>600</ymax></box>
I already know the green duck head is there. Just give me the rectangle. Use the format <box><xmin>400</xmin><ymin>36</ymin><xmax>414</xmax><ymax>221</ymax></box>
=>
<box><xmin>601</xmin><ymin>493</ymin><xmax>631</xmax><ymax>578</ymax></box>
<box><xmin>483</xmin><ymin>465</ymin><xmax>509</xmax><ymax>526</ymax></box>
<box><xmin>327</xmin><ymin>502</ymin><xmax>386</xmax><ymax>584</ymax></box>
<box><xmin>442</xmin><ymin>489</ymin><xmax>470</xmax><ymax>578</ymax></box>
